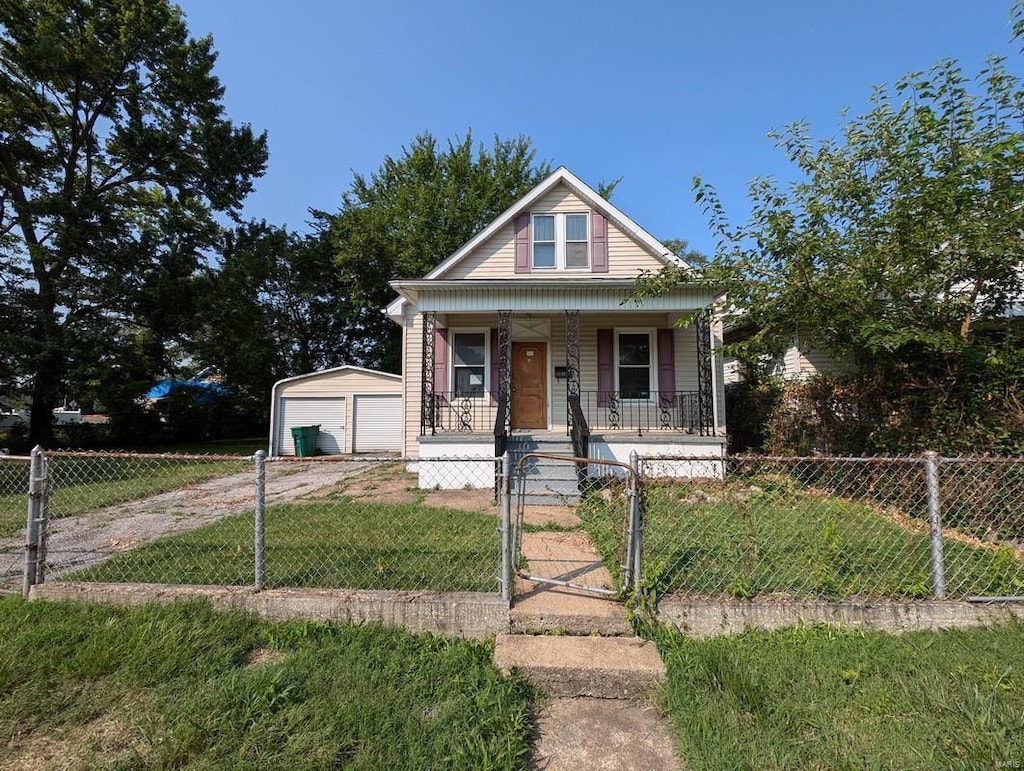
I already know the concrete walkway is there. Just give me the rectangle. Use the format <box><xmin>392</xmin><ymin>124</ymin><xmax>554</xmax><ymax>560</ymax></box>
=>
<box><xmin>495</xmin><ymin>505</ymin><xmax>681</xmax><ymax>771</ymax></box>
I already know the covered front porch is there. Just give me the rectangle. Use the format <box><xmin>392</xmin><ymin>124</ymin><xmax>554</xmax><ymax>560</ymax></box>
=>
<box><xmin>391</xmin><ymin>278</ymin><xmax>727</xmax><ymax>486</ymax></box>
<box><xmin>419</xmin><ymin>307</ymin><xmax>719</xmax><ymax>444</ymax></box>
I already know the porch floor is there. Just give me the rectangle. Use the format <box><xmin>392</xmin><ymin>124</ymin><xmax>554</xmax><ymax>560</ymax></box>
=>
<box><xmin>421</xmin><ymin>429</ymin><xmax>723</xmax><ymax>443</ymax></box>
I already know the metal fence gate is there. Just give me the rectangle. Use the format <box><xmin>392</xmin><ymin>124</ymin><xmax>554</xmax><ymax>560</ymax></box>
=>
<box><xmin>509</xmin><ymin>452</ymin><xmax>642</xmax><ymax>597</ymax></box>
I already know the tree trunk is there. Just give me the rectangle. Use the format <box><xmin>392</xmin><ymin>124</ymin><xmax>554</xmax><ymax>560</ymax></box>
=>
<box><xmin>28</xmin><ymin>284</ymin><xmax>62</xmax><ymax>448</ymax></box>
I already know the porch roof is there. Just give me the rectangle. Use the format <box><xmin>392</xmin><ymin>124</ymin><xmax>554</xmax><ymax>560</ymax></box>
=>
<box><xmin>389</xmin><ymin>278</ymin><xmax>720</xmax><ymax>314</ymax></box>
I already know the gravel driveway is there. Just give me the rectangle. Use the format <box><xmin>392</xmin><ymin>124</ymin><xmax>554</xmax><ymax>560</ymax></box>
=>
<box><xmin>1</xmin><ymin>459</ymin><xmax>376</xmax><ymax>589</ymax></box>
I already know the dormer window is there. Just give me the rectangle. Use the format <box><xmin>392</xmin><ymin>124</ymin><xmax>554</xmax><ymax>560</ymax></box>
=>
<box><xmin>531</xmin><ymin>213</ymin><xmax>589</xmax><ymax>270</ymax></box>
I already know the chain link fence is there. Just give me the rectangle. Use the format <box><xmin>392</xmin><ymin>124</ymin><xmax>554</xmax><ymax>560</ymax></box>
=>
<box><xmin>9</xmin><ymin>448</ymin><xmax>1022</xmax><ymax>605</ymax></box>
<box><xmin>8</xmin><ymin>450</ymin><xmax>503</xmax><ymax>596</ymax></box>
<box><xmin>626</xmin><ymin>455</ymin><xmax>1024</xmax><ymax>602</ymax></box>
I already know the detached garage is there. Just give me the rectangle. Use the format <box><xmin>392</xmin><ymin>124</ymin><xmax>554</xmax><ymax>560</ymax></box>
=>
<box><xmin>269</xmin><ymin>366</ymin><xmax>403</xmax><ymax>456</ymax></box>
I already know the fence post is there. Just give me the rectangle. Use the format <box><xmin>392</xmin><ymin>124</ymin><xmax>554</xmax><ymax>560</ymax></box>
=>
<box><xmin>924</xmin><ymin>451</ymin><xmax>946</xmax><ymax>600</ymax></box>
<box><xmin>36</xmin><ymin>455</ymin><xmax>50</xmax><ymax>585</ymax></box>
<box><xmin>628</xmin><ymin>450</ymin><xmax>642</xmax><ymax>593</ymax></box>
<box><xmin>500</xmin><ymin>451</ymin><xmax>512</xmax><ymax>603</ymax></box>
<box><xmin>22</xmin><ymin>445</ymin><xmax>44</xmax><ymax>598</ymax></box>
<box><xmin>254</xmin><ymin>450</ymin><xmax>266</xmax><ymax>591</ymax></box>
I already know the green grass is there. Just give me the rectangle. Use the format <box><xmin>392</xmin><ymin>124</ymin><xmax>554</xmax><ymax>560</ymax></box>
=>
<box><xmin>657</xmin><ymin>620</ymin><xmax>1024</xmax><ymax>770</ymax></box>
<box><xmin>78</xmin><ymin>501</ymin><xmax>501</xmax><ymax>592</ymax></box>
<box><xmin>578</xmin><ymin>477</ymin><xmax>1024</xmax><ymax>600</ymax></box>
<box><xmin>0</xmin><ymin>596</ymin><xmax>532</xmax><ymax>769</ymax></box>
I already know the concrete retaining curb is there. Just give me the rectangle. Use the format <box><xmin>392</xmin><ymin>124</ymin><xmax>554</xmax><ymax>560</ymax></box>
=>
<box><xmin>29</xmin><ymin>582</ymin><xmax>509</xmax><ymax>638</ymax></box>
<box><xmin>657</xmin><ymin>598</ymin><xmax>1024</xmax><ymax>637</ymax></box>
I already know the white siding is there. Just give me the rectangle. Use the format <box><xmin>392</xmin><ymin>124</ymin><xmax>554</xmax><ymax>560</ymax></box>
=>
<box><xmin>352</xmin><ymin>395</ymin><xmax>402</xmax><ymax>452</ymax></box>
<box><xmin>403</xmin><ymin>309</ymin><xmax>424</xmax><ymax>458</ymax></box>
<box><xmin>277</xmin><ymin>397</ymin><xmax>346</xmax><ymax>455</ymax></box>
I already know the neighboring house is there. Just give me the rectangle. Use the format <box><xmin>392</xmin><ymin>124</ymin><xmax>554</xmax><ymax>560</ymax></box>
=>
<box><xmin>386</xmin><ymin>167</ymin><xmax>726</xmax><ymax>489</ymax></box>
<box><xmin>722</xmin><ymin>324</ymin><xmax>854</xmax><ymax>386</ymax></box>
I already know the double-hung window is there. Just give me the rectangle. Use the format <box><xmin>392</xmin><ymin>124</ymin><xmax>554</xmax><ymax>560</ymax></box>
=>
<box><xmin>532</xmin><ymin>213</ymin><xmax>589</xmax><ymax>270</ymax></box>
<box><xmin>452</xmin><ymin>332</ymin><xmax>486</xmax><ymax>398</ymax></box>
<box><xmin>617</xmin><ymin>332</ymin><xmax>652</xmax><ymax>400</ymax></box>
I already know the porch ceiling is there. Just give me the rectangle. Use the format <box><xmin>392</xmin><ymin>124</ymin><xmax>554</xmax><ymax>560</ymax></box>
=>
<box><xmin>390</xmin><ymin>279</ymin><xmax>719</xmax><ymax>313</ymax></box>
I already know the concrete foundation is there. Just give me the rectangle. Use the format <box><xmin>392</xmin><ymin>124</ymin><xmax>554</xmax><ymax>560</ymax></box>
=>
<box><xmin>29</xmin><ymin>582</ymin><xmax>509</xmax><ymax>638</ymax></box>
<box><xmin>657</xmin><ymin>598</ymin><xmax>1024</xmax><ymax>638</ymax></box>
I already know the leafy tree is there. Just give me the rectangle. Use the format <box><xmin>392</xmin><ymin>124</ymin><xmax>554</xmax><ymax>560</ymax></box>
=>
<box><xmin>0</xmin><ymin>0</ymin><xmax>267</xmax><ymax>445</ymax></box>
<box><xmin>193</xmin><ymin>220</ymin><xmax>360</xmax><ymax>421</ymax></box>
<box><xmin>328</xmin><ymin>132</ymin><xmax>551</xmax><ymax>372</ymax></box>
<box><xmin>641</xmin><ymin>51</ymin><xmax>1024</xmax><ymax>452</ymax></box>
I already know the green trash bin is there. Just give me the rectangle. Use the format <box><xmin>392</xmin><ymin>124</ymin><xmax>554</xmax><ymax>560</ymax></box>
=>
<box><xmin>290</xmin><ymin>424</ymin><xmax>320</xmax><ymax>457</ymax></box>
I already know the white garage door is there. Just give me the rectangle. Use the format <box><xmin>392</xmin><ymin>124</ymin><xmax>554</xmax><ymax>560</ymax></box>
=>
<box><xmin>352</xmin><ymin>394</ymin><xmax>402</xmax><ymax>452</ymax></box>
<box><xmin>276</xmin><ymin>397</ymin><xmax>346</xmax><ymax>455</ymax></box>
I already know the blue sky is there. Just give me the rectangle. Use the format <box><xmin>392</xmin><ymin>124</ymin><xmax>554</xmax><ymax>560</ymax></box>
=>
<box><xmin>175</xmin><ymin>1</ymin><xmax>1023</xmax><ymax>257</ymax></box>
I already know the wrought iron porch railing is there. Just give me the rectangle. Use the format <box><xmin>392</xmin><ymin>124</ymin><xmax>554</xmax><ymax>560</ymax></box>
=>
<box><xmin>579</xmin><ymin>390</ymin><xmax>713</xmax><ymax>436</ymax></box>
<box><xmin>426</xmin><ymin>390</ymin><xmax>712</xmax><ymax>436</ymax></box>
<box><xmin>431</xmin><ymin>392</ymin><xmax>498</xmax><ymax>434</ymax></box>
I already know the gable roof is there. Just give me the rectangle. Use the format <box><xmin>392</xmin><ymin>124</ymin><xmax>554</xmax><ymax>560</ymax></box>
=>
<box><xmin>271</xmin><ymin>365</ymin><xmax>401</xmax><ymax>392</ymax></box>
<box><xmin>427</xmin><ymin>166</ymin><xmax>687</xmax><ymax>279</ymax></box>
<box><xmin>385</xmin><ymin>166</ymin><xmax>692</xmax><ymax>318</ymax></box>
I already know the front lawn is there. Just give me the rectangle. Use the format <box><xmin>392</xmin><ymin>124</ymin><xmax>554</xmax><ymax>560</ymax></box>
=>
<box><xmin>0</xmin><ymin>597</ymin><xmax>532</xmax><ymax>770</ymax></box>
<box><xmin>658</xmin><ymin>621</ymin><xmax>1024</xmax><ymax>769</ymax></box>
<box><xmin>77</xmin><ymin>500</ymin><xmax>501</xmax><ymax>592</ymax></box>
<box><xmin>578</xmin><ymin>476</ymin><xmax>1024</xmax><ymax>599</ymax></box>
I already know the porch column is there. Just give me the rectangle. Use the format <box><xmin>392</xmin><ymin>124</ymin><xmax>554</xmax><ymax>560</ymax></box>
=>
<box><xmin>565</xmin><ymin>309</ymin><xmax>581</xmax><ymax>433</ymax></box>
<box><xmin>497</xmin><ymin>310</ymin><xmax>512</xmax><ymax>435</ymax></box>
<box><xmin>696</xmin><ymin>309</ymin><xmax>714</xmax><ymax>436</ymax></box>
<box><xmin>421</xmin><ymin>311</ymin><xmax>436</xmax><ymax>436</ymax></box>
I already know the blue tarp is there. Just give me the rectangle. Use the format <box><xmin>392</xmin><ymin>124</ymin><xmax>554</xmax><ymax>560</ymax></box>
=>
<box><xmin>144</xmin><ymin>379</ymin><xmax>229</xmax><ymax>405</ymax></box>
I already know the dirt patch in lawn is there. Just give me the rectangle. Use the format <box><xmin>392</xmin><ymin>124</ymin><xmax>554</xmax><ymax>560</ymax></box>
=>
<box><xmin>2</xmin><ymin>712</ymin><xmax>144</xmax><ymax>771</ymax></box>
<box><xmin>332</xmin><ymin>462</ymin><xmax>498</xmax><ymax>514</ymax></box>
<box><xmin>245</xmin><ymin>647</ymin><xmax>287</xmax><ymax>668</ymax></box>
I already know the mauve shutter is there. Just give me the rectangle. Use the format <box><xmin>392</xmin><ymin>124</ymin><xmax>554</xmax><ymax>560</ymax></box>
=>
<box><xmin>591</xmin><ymin>211</ymin><xmax>608</xmax><ymax>273</ymax></box>
<box><xmin>657</xmin><ymin>328</ymin><xmax>676</xmax><ymax>406</ymax></box>
<box><xmin>489</xmin><ymin>328</ymin><xmax>499</xmax><ymax>405</ymax></box>
<box><xmin>434</xmin><ymin>328</ymin><xmax>448</xmax><ymax>401</ymax></box>
<box><xmin>597</xmin><ymin>328</ymin><xmax>614</xmax><ymax>407</ymax></box>
<box><xmin>514</xmin><ymin>213</ymin><xmax>531</xmax><ymax>274</ymax></box>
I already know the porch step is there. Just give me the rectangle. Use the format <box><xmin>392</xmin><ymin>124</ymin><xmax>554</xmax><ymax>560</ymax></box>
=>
<box><xmin>510</xmin><ymin>442</ymin><xmax>583</xmax><ymax>505</ymax></box>
<box><xmin>493</xmin><ymin>634</ymin><xmax>665</xmax><ymax>699</ymax></box>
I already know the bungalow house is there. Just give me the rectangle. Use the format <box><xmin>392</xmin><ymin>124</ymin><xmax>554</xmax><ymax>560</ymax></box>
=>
<box><xmin>386</xmin><ymin>167</ymin><xmax>726</xmax><ymax>488</ymax></box>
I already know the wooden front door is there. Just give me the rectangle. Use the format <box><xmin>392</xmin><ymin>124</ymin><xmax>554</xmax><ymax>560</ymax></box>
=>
<box><xmin>512</xmin><ymin>342</ymin><xmax>547</xmax><ymax>429</ymax></box>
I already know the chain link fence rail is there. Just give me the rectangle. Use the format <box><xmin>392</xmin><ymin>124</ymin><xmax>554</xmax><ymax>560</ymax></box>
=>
<box><xmin>4</xmin><ymin>451</ymin><xmax>503</xmax><ymax>596</ymax></box>
<box><xmin>619</xmin><ymin>455</ymin><xmax>1024</xmax><ymax>602</ymax></box>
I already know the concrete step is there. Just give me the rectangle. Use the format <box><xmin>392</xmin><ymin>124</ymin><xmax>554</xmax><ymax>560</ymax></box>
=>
<box><xmin>520</xmin><ymin>464</ymin><xmax>580</xmax><ymax>481</ymax></box>
<box><xmin>522</xmin><ymin>479</ymin><xmax>580</xmax><ymax>497</ymax></box>
<box><xmin>518</xmin><ymin>492</ymin><xmax>582</xmax><ymax>506</ymax></box>
<box><xmin>494</xmin><ymin>634</ymin><xmax>665</xmax><ymax>699</ymax></box>
<box><xmin>511</xmin><ymin>594</ymin><xmax>632</xmax><ymax>636</ymax></box>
